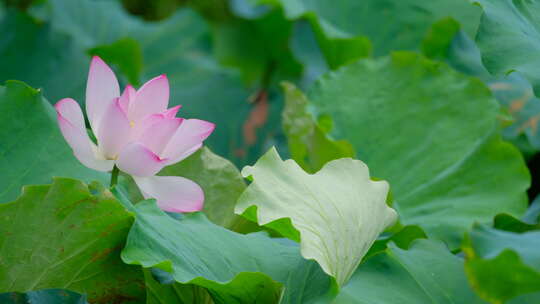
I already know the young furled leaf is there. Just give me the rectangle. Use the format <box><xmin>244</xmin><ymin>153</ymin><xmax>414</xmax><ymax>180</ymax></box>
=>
<box><xmin>235</xmin><ymin>148</ymin><xmax>397</xmax><ymax>286</ymax></box>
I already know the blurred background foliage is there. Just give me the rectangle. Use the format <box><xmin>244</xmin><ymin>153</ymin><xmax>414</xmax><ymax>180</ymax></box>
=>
<box><xmin>1</xmin><ymin>0</ymin><xmax>538</xmax><ymax>195</ymax></box>
<box><xmin>3</xmin><ymin>0</ymin><xmax>538</xmax><ymax>198</ymax></box>
<box><xmin>1</xmin><ymin>0</ymin><xmax>539</xmax><ymax>199</ymax></box>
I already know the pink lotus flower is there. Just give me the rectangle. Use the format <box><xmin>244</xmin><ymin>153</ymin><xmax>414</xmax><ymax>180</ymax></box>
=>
<box><xmin>55</xmin><ymin>56</ymin><xmax>214</xmax><ymax>212</ymax></box>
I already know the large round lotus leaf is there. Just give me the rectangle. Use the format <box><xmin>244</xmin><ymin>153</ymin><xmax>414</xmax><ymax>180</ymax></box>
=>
<box><xmin>308</xmin><ymin>52</ymin><xmax>529</xmax><ymax>248</ymax></box>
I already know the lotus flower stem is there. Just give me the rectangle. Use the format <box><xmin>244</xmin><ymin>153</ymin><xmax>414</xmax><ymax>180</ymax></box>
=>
<box><xmin>110</xmin><ymin>165</ymin><xmax>120</xmax><ymax>188</ymax></box>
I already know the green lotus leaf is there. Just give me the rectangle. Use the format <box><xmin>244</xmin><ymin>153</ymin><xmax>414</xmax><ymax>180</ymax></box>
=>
<box><xmin>158</xmin><ymin>147</ymin><xmax>255</xmax><ymax>231</ymax></box>
<box><xmin>334</xmin><ymin>240</ymin><xmax>485</xmax><ymax>303</ymax></box>
<box><xmin>0</xmin><ymin>289</ymin><xmax>88</xmax><ymax>304</ymax></box>
<box><xmin>0</xmin><ymin>81</ymin><xmax>105</xmax><ymax>203</ymax></box>
<box><xmin>0</xmin><ymin>178</ymin><xmax>143</xmax><ymax>302</ymax></box>
<box><xmin>308</xmin><ymin>52</ymin><xmax>529</xmax><ymax>248</ymax></box>
<box><xmin>115</xmin><ymin>189</ymin><xmax>334</xmax><ymax>304</ymax></box>
<box><xmin>257</xmin><ymin>0</ymin><xmax>479</xmax><ymax>56</ymax></box>
<box><xmin>474</xmin><ymin>0</ymin><xmax>540</xmax><ymax>96</ymax></box>
<box><xmin>463</xmin><ymin>224</ymin><xmax>540</xmax><ymax>303</ymax></box>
